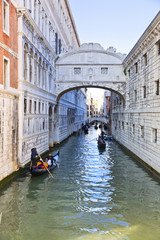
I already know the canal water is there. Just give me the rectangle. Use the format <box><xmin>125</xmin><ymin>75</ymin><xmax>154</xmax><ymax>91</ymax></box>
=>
<box><xmin>0</xmin><ymin>127</ymin><xmax>160</xmax><ymax>240</ymax></box>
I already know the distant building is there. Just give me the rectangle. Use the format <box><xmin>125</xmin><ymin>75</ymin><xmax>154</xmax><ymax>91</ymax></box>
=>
<box><xmin>103</xmin><ymin>90</ymin><xmax>111</xmax><ymax>117</ymax></box>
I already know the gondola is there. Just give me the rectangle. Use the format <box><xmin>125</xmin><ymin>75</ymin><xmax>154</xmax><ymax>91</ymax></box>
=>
<box><xmin>30</xmin><ymin>152</ymin><xmax>59</xmax><ymax>176</ymax></box>
<box><xmin>97</xmin><ymin>137</ymin><xmax>106</xmax><ymax>148</ymax></box>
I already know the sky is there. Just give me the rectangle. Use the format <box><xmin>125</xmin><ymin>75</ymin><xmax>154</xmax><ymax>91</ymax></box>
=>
<box><xmin>69</xmin><ymin>0</ymin><xmax>160</xmax><ymax>55</ymax></box>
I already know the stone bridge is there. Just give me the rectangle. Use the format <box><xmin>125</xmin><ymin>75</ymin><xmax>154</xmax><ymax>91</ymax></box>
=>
<box><xmin>55</xmin><ymin>43</ymin><xmax>126</xmax><ymax>100</ymax></box>
<box><xmin>87</xmin><ymin>116</ymin><xmax>109</xmax><ymax>125</ymax></box>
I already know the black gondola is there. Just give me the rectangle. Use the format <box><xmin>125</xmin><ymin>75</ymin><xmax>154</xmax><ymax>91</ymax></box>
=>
<box><xmin>97</xmin><ymin>136</ymin><xmax>106</xmax><ymax>148</ymax></box>
<box><xmin>30</xmin><ymin>152</ymin><xmax>59</xmax><ymax>176</ymax></box>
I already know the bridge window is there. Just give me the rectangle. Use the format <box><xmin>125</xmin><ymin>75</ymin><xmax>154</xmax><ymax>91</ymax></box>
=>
<box><xmin>152</xmin><ymin>128</ymin><xmax>157</xmax><ymax>143</ymax></box>
<box><xmin>155</xmin><ymin>80</ymin><xmax>159</xmax><ymax>95</ymax></box>
<box><xmin>101</xmin><ymin>68</ymin><xmax>108</xmax><ymax>74</ymax></box>
<box><xmin>74</xmin><ymin>68</ymin><xmax>81</xmax><ymax>75</ymax></box>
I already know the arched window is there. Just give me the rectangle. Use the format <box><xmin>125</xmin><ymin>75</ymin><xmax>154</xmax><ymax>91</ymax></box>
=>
<box><xmin>42</xmin><ymin>61</ymin><xmax>45</xmax><ymax>88</ymax></box>
<box><xmin>49</xmin><ymin>67</ymin><xmax>52</xmax><ymax>91</ymax></box>
<box><xmin>59</xmin><ymin>39</ymin><xmax>62</xmax><ymax>54</ymax></box>
<box><xmin>24</xmin><ymin>43</ymin><xmax>29</xmax><ymax>81</ymax></box>
<box><xmin>38</xmin><ymin>57</ymin><xmax>41</xmax><ymax>86</ymax></box>
<box><xmin>29</xmin><ymin>49</ymin><xmax>33</xmax><ymax>82</ymax></box>
<box><xmin>34</xmin><ymin>53</ymin><xmax>37</xmax><ymax>84</ymax></box>
<box><xmin>49</xmin><ymin>106</ymin><xmax>52</xmax><ymax>117</ymax></box>
<box><xmin>55</xmin><ymin>33</ymin><xmax>58</xmax><ymax>55</ymax></box>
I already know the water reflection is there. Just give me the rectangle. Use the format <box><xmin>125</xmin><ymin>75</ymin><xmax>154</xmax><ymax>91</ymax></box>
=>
<box><xmin>0</xmin><ymin>127</ymin><xmax>160</xmax><ymax>240</ymax></box>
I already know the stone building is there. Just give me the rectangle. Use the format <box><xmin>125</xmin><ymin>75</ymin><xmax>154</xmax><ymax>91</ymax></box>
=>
<box><xmin>16</xmin><ymin>0</ymin><xmax>86</xmax><ymax>166</ymax></box>
<box><xmin>112</xmin><ymin>12</ymin><xmax>160</xmax><ymax>174</ymax></box>
<box><xmin>0</xmin><ymin>0</ymin><xmax>19</xmax><ymax>181</ymax></box>
<box><xmin>0</xmin><ymin>0</ymin><xmax>87</xmax><ymax>181</ymax></box>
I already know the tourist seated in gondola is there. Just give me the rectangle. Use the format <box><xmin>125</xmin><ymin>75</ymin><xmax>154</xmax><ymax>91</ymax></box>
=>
<box><xmin>46</xmin><ymin>153</ymin><xmax>54</xmax><ymax>166</ymax></box>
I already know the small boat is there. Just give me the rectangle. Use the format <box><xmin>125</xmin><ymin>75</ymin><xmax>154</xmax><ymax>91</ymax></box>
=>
<box><xmin>97</xmin><ymin>137</ymin><xmax>106</xmax><ymax>148</ymax></box>
<box><xmin>30</xmin><ymin>152</ymin><xmax>59</xmax><ymax>176</ymax></box>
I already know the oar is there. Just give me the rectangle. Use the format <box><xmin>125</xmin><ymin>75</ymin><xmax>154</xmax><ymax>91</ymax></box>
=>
<box><xmin>38</xmin><ymin>154</ymin><xmax>54</xmax><ymax>179</ymax></box>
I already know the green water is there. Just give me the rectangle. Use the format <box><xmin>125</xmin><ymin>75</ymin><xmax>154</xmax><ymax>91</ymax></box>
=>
<box><xmin>0</xmin><ymin>127</ymin><xmax>160</xmax><ymax>240</ymax></box>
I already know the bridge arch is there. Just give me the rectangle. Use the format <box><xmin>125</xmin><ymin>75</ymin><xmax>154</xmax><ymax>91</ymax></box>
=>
<box><xmin>87</xmin><ymin>116</ymin><xmax>109</xmax><ymax>125</ymax></box>
<box><xmin>55</xmin><ymin>43</ymin><xmax>126</xmax><ymax>100</ymax></box>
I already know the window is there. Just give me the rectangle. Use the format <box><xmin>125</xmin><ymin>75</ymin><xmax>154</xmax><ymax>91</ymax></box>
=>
<box><xmin>55</xmin><ymin>33</ymin><xmax>58</xmax><ymax>55</ymax></box>
<box><xmin>132</xmin><ymin>124</ymin><xmax>135</xmax><ymax>135</ymax></box>
<box><xmin>155</xmin><ymin>80</ymin><xmax>159</xmax><ymax>95</ymax></box>
<box><xmin>143</xmin><ymin>53</ymin><xmax>147</xmax><ymax>66</ymax></box>
<box><xmin>140</xmin><ymin>126</ymin><xmax>144</xmax><ymax>138</ymax></box>
<box><xmin>34</xmin><ymin>101</ymin><xmax>37</xmax><ymax>113</ymax></box>
<box><xmin>122</xmin><ymin>121</ymin><xmax>124</xmax><ymax>130</ymax></box>
<box><xmin>59</xmin><ymin>39</ymin><xmax>62</xmax><ymax>54</ymax></box>
<box><xmin>29</xmin><ymin>100</ymin><xmax>32</xmax><ymax>113</ymax></box>
<box><xmin>143</xmin><ymin>86</ymin><xmax>146</xmax><ymax>98</ymax></box>
<box><xmin>156</xmin><ymin>40</ymin><xmax>160</xmax><ymax>56</ymax></box>
<box><xmin>152</xmin><ymin>128</ymin><xmax>157</xmax><ymax>143</ymax></box>
<box><xmin>24</xmin><ymin>99</ymin><xmax>27</xmax><ymax>114</ymax></box>
<box><xmin>39</xmin><ymin>102</ymin><xmax>41</xmax><ymax>113</ymax></box>
<box><xmin>3</xmin><ymin>0</ymin><xmax>9</xmax><ymax>35</ymax></box>
<box><xmin>135</xmin><ymin>62</ymin><xmax>138</xmax><ymax>73</ymax></box>
<box><xmin>134</xmin><ymin>90</ymin><xmax>137</xmax><ymax>101</ymax></box>
<box><xmin>101</xmin><ymin>68</ymin><xmax>108</xmax><ymax>74</ymax></box>
<box><xmin>128</xmin><ymin>69</ymin><xmax>130</xmax><ymax>77</ymax></box>
<box><xmin>74</xmin><ymin>68</ymin><xmax>81</xmax><ymax>75</ymax></box>
<box><xmin>3</xmin><ymin>57</ymin><xmax>10</xmax><ymax>88</ymax></box>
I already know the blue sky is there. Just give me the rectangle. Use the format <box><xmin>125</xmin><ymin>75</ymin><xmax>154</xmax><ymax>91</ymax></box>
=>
<box><xmin>69</xmin><ymin>0</ymin><xmax>160</xmax><ymax>54</ymax></box>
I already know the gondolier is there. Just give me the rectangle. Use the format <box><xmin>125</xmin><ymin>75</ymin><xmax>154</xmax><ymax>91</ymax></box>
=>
<box><xmin>31</xmin><ymin>147</ymin><xmax>38</xmax><ymax>165</ymax></box>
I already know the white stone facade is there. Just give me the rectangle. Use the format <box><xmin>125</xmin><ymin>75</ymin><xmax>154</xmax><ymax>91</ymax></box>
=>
<box><xmin>16</xmin><ymin>0</ymin><xmax>86</xmax><ymax>166</ymax></box>
<box><xmin>112</xmin><ymin>12</ymin><xmax>160</xmax><ymax>174</ymax></box>
<box><xmin>55</xmin><ymin>43</ymin><xmax>126</xmax><ymax>98</ymax></box>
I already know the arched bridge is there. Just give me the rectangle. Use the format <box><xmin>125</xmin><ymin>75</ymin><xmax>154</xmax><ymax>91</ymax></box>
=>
<box><xmin>55</xmin><ymin>43</ymin><xmax>126</xmax><ymax>100</ymax></box>
<box><xmin>87</xmin><ymin>116</ymin><xmax>109</xmax><ymax>125</ymax></box>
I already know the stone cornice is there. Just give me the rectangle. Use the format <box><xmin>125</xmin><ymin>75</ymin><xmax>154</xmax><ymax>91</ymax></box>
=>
<box><xmin>64</xmin><ymin>0</ymin><xmax>80</xmax><ymax>47</ymax></box>
<box><xmin>123</xmin><ymin>11</ymin><xmax>160</xmax><ymax>67</ymax></box>
<box><xmin>0</xmin><ymin>41</ymin><xmax>18</xmax><ymax>58</ymax></box>
<box><xmin>17</xmin><ymin>8</ymin><xmax>57</xmax><ymax>59</ymax></box>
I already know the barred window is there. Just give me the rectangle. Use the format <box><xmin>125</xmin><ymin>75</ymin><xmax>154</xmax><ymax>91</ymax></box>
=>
<box><xmin>74</xmin><ymin>68</ymin><xmax>81</xmax><ymax>75</ymax></box>
<box><xmin>101</xmin><ymin>67</ymin><xmax>108</xmax><ymax>74</ymax></box>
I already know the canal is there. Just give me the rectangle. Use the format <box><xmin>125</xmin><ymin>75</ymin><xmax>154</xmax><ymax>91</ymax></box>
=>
<box><xmin>0</xmin><ymin>127</ymin><xmax>160</xmax><ymax>240</ymax></box>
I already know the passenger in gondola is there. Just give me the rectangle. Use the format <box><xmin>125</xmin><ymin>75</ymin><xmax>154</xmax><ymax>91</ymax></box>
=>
<box><xmin>31</xmin><ymin>147</ymin><xmax>38</xmax><ymax>166</ymax></box>
<box><xmin>46</xmin><ymin>153</ymin><xmax>54</xmax><ymax>166</ymax></box>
